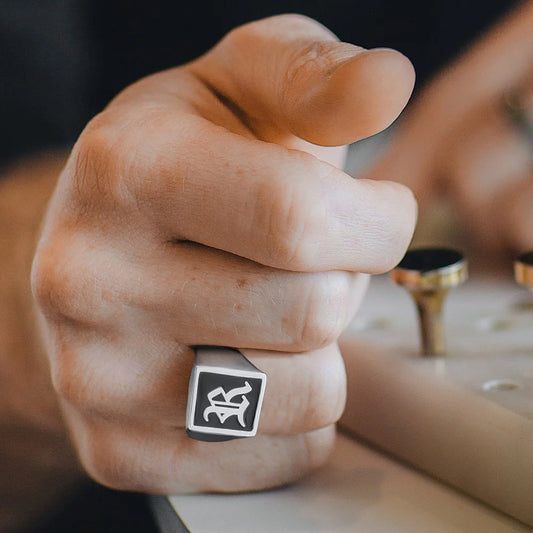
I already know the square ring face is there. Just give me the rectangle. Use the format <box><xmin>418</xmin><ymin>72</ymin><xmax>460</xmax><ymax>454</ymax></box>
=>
<box><xmin>187</xmin><ymin>366</ymin><xmax>266</xmax><ymax>440</ymax></box>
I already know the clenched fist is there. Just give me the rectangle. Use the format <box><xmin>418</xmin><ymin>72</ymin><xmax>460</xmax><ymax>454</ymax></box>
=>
<box><xmin>31</xmin><ymin>15</ymin><xmax>416</xmax><ymax>494</ymax></box>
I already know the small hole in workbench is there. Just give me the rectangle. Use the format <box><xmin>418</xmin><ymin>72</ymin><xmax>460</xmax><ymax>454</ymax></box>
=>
<box><xmin>474</xmin><ymin>316</ymin><xmax>512</xmax><ymax>331</ymax></box>
<box><xmin>512</xmin><ymin>298</ymin><xmax>533</xmax><ymax>312</ymax></box>
<box><xmin>482</xmin><ymin>379</ymin><xmax>521</xmax><ymax>392</ymax></box>
<box><xmin>351</xmin><ymin>317</ymin><xmax>390</xmax><ymax>331</ymax></box>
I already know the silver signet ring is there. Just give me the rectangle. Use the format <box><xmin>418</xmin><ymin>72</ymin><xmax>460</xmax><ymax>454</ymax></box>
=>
<box><xmin>186</xmin><ymin>346</ymin><xmax>267</xmax><ymax>442</ymax></box>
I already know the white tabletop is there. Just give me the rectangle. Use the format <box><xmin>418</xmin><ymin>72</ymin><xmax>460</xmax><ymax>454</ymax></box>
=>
<box><xmin>168</xmin><ymin>432</ymin><xmax>530</xmax><ymax>532</ymax></box>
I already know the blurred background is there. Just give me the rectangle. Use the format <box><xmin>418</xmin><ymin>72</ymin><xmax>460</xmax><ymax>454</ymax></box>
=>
<box><xmin>1</xmin><ymin>0</ymin><xmax>516</xmax><ymax>166</ymax></box>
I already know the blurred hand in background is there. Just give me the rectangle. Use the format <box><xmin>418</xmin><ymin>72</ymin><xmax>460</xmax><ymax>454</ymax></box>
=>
<box><xmin>367</xmin><ymin>0</ymin><xmax>533</xmax><ymax>260</ymax></box>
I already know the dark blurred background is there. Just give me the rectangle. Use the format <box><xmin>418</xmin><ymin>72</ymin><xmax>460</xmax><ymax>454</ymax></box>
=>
<box><xmin>1</xmin><ymin>0</ymin><xmax>516</xmax><ymax>166</ymax></box>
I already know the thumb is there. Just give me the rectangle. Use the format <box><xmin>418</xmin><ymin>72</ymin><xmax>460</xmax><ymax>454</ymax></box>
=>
<box><xmin>192</xmin><ymin>14</ymin><xmax>415</xmax><ymax>146</ymax></box>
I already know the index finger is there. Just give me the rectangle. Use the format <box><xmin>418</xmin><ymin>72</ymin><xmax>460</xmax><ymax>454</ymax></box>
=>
<box><xmin>79</xmin><ymin>110</ymin><xmax>416</xmax><ymax>273</ymax></box>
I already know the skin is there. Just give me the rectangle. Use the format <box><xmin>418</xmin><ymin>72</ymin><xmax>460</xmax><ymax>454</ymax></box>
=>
<box><xmin>4</xmin><ymin>15</ymin><xmax>415</xmax><ymax>529</ymax></box>
<box><xmin>4</xmin><ymin>6</ymin><xmax>531</xmax><ymax>531</ymax></box>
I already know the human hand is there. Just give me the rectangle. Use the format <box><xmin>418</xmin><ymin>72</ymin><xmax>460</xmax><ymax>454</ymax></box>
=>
<box><xmin>368</xmin><ymin>1</ymin><xmax>533</xmax><ymax>259</ymax></box>
<box><xmin>441</xmin><ymin>79</ymin><xmax>533</xmax><ymax>255</ymax></box>
<box><xmin>31</xmin><ymin>15</ymin><xmax>416</xmax><ymax>494</ymax></box>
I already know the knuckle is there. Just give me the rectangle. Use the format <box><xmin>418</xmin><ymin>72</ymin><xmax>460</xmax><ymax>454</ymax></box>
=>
<box><xmin>219</xmin><ymin>19</ymin><xmax>254</xmax><ymax>50</ymax></box>
<box><xmin>76</xmin><ymin>113</ymin><xmax>116</xmax><ymax>177</ymax></box>
<box><xmin>371</xmin><ymin>181</ymin><xmax>418</xmax><ymax>273</ymax></box>
<box><xmin>51</xmin><ymin>348</ymin><xmax>82</xmax><ymax>406</ymax></box>
<box><xmin>80</xmin><ymin>429</ymin><xmax>129</xmax><ymax>490</ymax></box>
<box><xmin>31</xmin><ymin>240</ymin><xmax>79</xmax><ymax>320</ymax></box>
<box><xmin>302</xmin><ymin>425</ymin><xmax>337</xmax><ymax>470</ymax></box>
<box><xmin>129</xmin><ymin>112</ymin><xmax>203</xmax><ymax>204</ymax></box>
<box><xmin>310</xmin><ymin>354</ymin><xmax>347</xmax><ymax>427</ymax></box>
<box><xmin>221</xmin><ymin>14</ymin><xmax>333</xmax><ymax>61</ymax></box>
<box><xmin>32</xmin><ymin>236</ymin><xmax>110</xmax><ymax>329</ymax></box>
<box><xmin>285</xmin><ymin>40</ymin><xmax>337</xmax><ymax>87</ymax></box>
<box><xmin>31</xmin><ymin>248</ymin><xmax>57</xmax><ymax>316</ymax></box>
<box><xmin>388</xmin><ymin>184</ymin><xmax>418</xmax><ymax>267</ymax></box>
<box><xmin>258</xmin><ymin>155</ymin><xmax>328</xmax><ymax>270</ymax></box>
<box><xmin>295</xmin><ymin>273</ymin><xmax>350</xmax><ymax>350</ymax></box>
<box><xmin>297</xmin><ymin>350</ymin><xmax>346</xmax><ymax>432</ymax></box>
<box><xmin>73</xmin><ymin>111</ymin><xmax>133</xmax><ymax>205</ymax></box>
